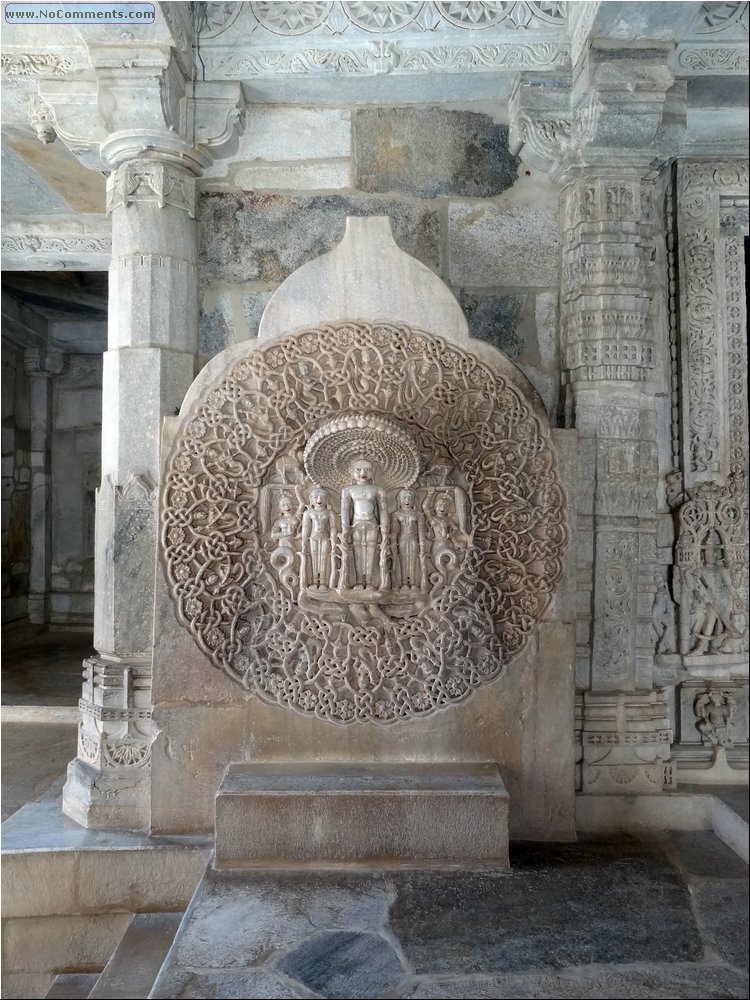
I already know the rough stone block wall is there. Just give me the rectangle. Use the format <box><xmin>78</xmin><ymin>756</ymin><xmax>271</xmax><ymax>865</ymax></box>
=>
<box><xmin>199</xmin><ymin>106</ymin><xmax>561</xmax><ymax>416</ymax></box>
<box><xmin>49</xmin><ymin>354</ymin><xmax>101</xmax><ymax>625</ymax></box>
<box><xmin>1</xmin><ymin>339</ymin><xmax>31</xmax><ymax>624</ymax></box>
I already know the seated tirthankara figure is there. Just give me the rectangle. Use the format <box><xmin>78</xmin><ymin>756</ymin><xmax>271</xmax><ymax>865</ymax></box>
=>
<box><xmin>339</xmin><ymin>457</ymin><xmax>389</xmax><ymax>592</ymax></box>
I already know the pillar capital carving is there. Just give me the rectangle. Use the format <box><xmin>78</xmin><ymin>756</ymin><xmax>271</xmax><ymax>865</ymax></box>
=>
<box><xmin>34</xmin><ymin>55</ymin><xmax>244</xmax><ymax>176</ymax></box>
<box><xmin>105</xmin><ymin>156</ymin><xmax>199</xmax><ymax>218</ymax></box>
<box><xmin>509</xmin><ymin>46</ymin><xmax>684</xmax><ymax>180</ymax></box>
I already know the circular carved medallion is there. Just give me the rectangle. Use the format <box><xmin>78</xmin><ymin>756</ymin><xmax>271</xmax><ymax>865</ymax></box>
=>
<box><xmin>250</xmin><ymin>1</ymin><xmax>332</xmax><ymax>34</ymax></box>
<box><xmin>344</xmin><ymin>2</ymin><xmax>424</xmax><ymax>32</ymax></box>
<box><xmin>162</xmin><ymin>323</ymin><xmax>566</xmax><ymax>725</ymax></box>
<box><xmin>436</xmin><ymin>1</ymin><xmax>511</xmax><ymax>29</ymax></box>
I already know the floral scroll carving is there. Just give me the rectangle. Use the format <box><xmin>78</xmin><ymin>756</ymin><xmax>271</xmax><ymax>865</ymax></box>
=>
<box><xmin>162</xmin><ymin>323</ymin><xmax>566</xmax><ymax>725</ymax></box>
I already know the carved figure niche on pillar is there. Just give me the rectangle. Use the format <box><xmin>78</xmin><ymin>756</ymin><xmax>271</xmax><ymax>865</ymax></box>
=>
<box><xmin>162</xmin><ymin>322</ymin><xmax>567</xmax><ymax>725</ymax></box>
<box><xmin>694</xmin><ymin>689</ymin><xmax>736</xmax><ymax>749</ymax></box>
<box><xmin>674</xmin><ymin>480</ymin><xmax>749</xmax><ymax>657</ymax></box>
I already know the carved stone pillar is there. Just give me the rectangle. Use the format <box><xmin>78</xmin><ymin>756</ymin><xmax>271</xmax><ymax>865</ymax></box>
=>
<box><xmin>62</xmin><ymin>148</ymin><xmax>203</xmax><ymax>829</ymax></box>
<box><xmin>23</xmin><ymin>349</ymin><xmax>65</xmax><ymax>624</ymax></box>
<box><xmin>511</xmin><ymin>44</ymin><xmax>679</xmax><ymax>794</ymax></box>
<box><xmin>561</xmin><ymin>164</ymin><xmax>673</xmax><ymax>793</ymax></box>
<box><xmin>665</xmin><ymin>160</ymin><xmax>749</xmax><ymax>781</ymax></box>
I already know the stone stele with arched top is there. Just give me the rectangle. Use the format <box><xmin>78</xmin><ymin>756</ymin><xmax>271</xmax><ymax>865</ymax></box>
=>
<box><xmin>152</xmin><ymin>217</ymin><xmax>577</xmax><ymax>857</ymax></box>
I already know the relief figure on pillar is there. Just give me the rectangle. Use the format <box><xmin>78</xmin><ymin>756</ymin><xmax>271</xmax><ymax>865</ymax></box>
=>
<box><xmin>652</xmin><ymin>570</ymin><xmax>676</xmax><ymax>655</ymax></box>
<box><xmin>673</xmin><ymin>480</ymin><xmax>749</xmax><ymax>657</ymax></box>
<box><xmin>694</xmin><ymin>689</ymin><xmax>736</xmax><ymax>748</ymax></box>
<box><xmin>688</xmin><ymin>531</ymin><xmax>740</xmax><ymax>655</ymax></box>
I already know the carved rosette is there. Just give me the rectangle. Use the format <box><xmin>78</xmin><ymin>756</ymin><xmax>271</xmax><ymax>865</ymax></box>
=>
<box><xmin>162</xmin><ymin>323</ymin><xmax>566</xmax><ymax>725</ymax></box>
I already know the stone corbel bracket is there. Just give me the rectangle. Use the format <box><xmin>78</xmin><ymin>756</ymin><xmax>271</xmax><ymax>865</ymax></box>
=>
<box><xmin>36</xmin><ymin>79</ymin><xmax>109</xmax><ymax>172</ymax></box>
<box><xmin>509</xmin><ymin>78</ymin><xmax>599</xmax><ymax>177</ymax></box>
<box><xmin>183</xmin><ymin>82</ymin><xmax>245</xmax><ymax>160</ymax></box>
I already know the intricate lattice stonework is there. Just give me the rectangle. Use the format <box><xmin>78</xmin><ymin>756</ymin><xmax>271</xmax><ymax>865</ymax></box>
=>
<box><xmin>162</xmin><ymin>323</ymin><xmax>566</xmax><ymax>725</ymax></box>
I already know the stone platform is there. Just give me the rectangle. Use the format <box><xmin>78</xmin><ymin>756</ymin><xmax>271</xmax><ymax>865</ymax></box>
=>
<box><xmin>215</xmin><ymin>762</ymin><xmax>510</xmax><ymax>868</ymax></box>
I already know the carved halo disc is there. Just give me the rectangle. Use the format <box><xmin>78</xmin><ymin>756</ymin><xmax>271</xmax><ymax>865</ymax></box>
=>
<box><xmin>304</xmin><ymin>413</ymin><xmax>421</xmax><ymax>490</ymax></box>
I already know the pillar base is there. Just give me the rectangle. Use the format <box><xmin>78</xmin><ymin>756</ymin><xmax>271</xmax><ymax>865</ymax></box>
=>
<box><xmin>27</xmin><ymin>594</ymin><xmax>48</xmax><ymax>625</ymax></box>
<box><xmin>578</xmin><ymin>690</ymin><xmax>674</xmax><ymax>795</ymax></box>
<box><xmin>62</xmin><ymin>757</ymin><xmax>150</xmax><ymax>831</ymax></box>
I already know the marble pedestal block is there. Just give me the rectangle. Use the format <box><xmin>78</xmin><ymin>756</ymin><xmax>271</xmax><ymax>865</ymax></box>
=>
<box><xmin>214</xmin><ymin>762</ymin><xmax>510</xmax><ymax>869</ymax></box>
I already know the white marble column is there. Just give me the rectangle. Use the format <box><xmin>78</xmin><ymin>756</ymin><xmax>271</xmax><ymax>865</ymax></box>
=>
<box><xmin>23</xmin><ymin>349</ymin><xmax>65</xmax><ymax>624</ymax></box>
<box><xmin>511</xmin><ymin>44</ymin><xmax>680</xmax><ymax>794</ymax></box>
<box><xmin>63</xmin><ymin>142</ymin><xmax>205</xmax><ymax>829</ymax></box>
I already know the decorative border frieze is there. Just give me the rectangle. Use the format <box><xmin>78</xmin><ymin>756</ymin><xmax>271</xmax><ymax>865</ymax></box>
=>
<box><xmin>2</xmin><ymin>233</ymin><xmax>111</xmax><ymax>255</ymax></box>
<box><xmin>200</xmin><ymin>39</ymin><xmax>569</xmax><ymax>78</ymax></box>
<box><xmin>97</xmin><ymin>474</ymin><xmax>158</xmax><ymax>509</ymax></box>
<box><xmin>79</xmin><ymin>698</ymin><xmax>152</xmax><ymax>723</ymax></box>
<box><xmin>1</xmin><ymin>218</ymin><xmax>112</xmax><ymax>271</ymax></box>
<box><xmin>564</xmin><ymin>341</ymin><xmax>654</xmax><ymax>376</ymax></box>
<box><xmin>677</xmin><ymin>43</ymin><xmax>749</xmax><ymax>73</ymax></box>
<box><xmin>592</xmin><ymin>532</ymin><xmax>638</xmax><ymax>685</ymax></box>
<box><xmin>0</xmin><ymin>52</ymin><xmax>74</xmax><ymax>80</ymax></box>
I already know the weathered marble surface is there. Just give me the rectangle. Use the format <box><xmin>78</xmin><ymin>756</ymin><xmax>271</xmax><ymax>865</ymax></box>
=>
<box><xmin>214</xmin><ymin>763</ymin><xmax>509</xmax><ymax>868</ymax></box>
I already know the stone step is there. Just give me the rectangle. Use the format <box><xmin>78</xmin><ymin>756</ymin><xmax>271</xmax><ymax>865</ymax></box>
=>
<box><xmin>45</xmin><ymin>973</ymin><xmax>100</xmax><ymax>999</ymax></box>
<box><xmin>87</xmin><ymin>912</ymin><xmax>184</xmax><ymax>1000</ymax></box>
<box><xmin>215</xmin><ymin>761</ymin><xmax>509</xmax><ymax>868</ymax></box>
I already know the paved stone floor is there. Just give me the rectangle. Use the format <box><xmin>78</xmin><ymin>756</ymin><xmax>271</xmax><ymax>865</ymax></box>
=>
<box><xmin>1</xmin><ymin>628</ymin><xmax>92</xmax><ymax>707</ymax></box>
<box><xmin>1</xmin><ymin>629</ymin><xmax>87</xmax><ymax>821</ymax></box>
<box><xmin>150</xmin><ymin>834</ymin><xmax>749</xmax><ymax>1000</ymax></box>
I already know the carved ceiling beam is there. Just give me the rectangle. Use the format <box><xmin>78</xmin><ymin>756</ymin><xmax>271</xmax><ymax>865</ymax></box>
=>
<box><xmin>510</xmin><ymin>44</ymin><xmax>684</xmax><ymax>178</ymax></box>
<box><xmin>1</xmin><ymin>214</ymin><xmax>112</xmax><ymax>271</ymax></box>
<box><xmin>570</xmin><ymin>1</ymin><xmax>702</xmax><ymax>67</ymax></box>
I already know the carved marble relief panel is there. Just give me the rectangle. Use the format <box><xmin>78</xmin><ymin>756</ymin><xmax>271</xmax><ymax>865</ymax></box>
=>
<box><xmin>666</xmin><ymin>161</ymin><xmax>749</xmax><ymax>665</ymax></box>
<box><xmin>676</xmin><ymin>160</ymin><xmax>749</xmax><ymax>487</ymax></box>
<box><xmin>162</xmin><ymin>322</ymin><xmax>566</xmax><ymax>725</ymax></box>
